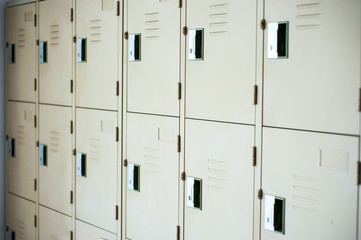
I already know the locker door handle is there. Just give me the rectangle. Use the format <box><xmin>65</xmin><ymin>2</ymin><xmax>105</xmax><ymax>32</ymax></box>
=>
<box><xmin>128</xmin><ymin>163</ymin><xmax>140</xmax><ymax>191</ymax></box>
<box><xmin>77</xmin><ymin>38</ymin><xmax>87</xmax><ymax>62</ymax></box>
<box><xmin>188</xmin><ymin>29</ymin><xmax>204</xmax><ymax>61</ymax></box>
<box><xmin>267</xmin><ymin>22</ymin><xmax>289</xmax><ymax>59</ymax></box>
<box><xmin>76</xmin><ymin>152</ymin><xmax>87</xmax><ymax>177</ymax></box>
<box><xmin>264</xmin><ymin>194</ymin><xmax>286</xmax><ymax>234</ymax></box>
<box><xmin>8</xmin><ymin>138</ymin><xmax>15</xmax><ymax>158</ymax></box>
<box><xmin>186</xmin><ymin>176</ymin><xmax>202</xmax><ymax>210</ymax></box>
<box><xmin>9</xmin><ymin>229</ymin><xmax>15</xmax><ymax>240</ymax></box>
<box><xmin>129</xmin><ymin>34</ymin><xmax>141</xmax><ymax>62</ymax></box>
<box><xmin>9</xmin><ymin>44</ymin><xmax>15</xmax><ymax>64</ymax></box>
<box><xmin>39</xmin><ymin>144</ymin><xmax>48</xmax><ymax>166</ymax></box>
<box><xmin>39</xmin><ymin>41</ymin><xmax>48</xmax><ymax>63</ymax></box>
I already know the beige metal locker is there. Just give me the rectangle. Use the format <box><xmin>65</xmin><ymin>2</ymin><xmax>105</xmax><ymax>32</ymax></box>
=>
<box><xmin>126</xmin><ymin>113</ymin><xmax>179</xmax><ymax>240</ymax></box>
<box><xmin>6</xmin><ymin>3</ymin><xmax>36</xmax><ymax>103</ymax></box>
<box><xmin>76</xmin><ymin>0</ymin><xmax>120</xmax><ymax>110</ymax></box>
<box><xmin>185</xmin><ymin>0</ymin><xmax>257</xmax><ymax>124</ymax></box>
<box><xmin>7</xmin><ymin>194</ymin><xmax>36</xmax><ymax>240</ymax></box>
<box><xmin>184</xmin><ymin>120</ymin><xmax>254</xmax><ymax>239</ymax></box>
<box><xmin>39</xmin><ymin>104</ymin><xmax>72</xmax><ymax>216</ymax></box>
<box><xmin>76</xmin><ymin>108</ymin><xmax>118</xmax><ymax>233</ymax></box>
<box><xmin>7</xmin><ymin>101</ymin><xmax>36</xmax><ymax>202</ymax></box>
<box><xmin>263</xmin><ymin>0</ymin><xmax>361</xmax><ymax>135</ymax></box>
<box><xmin>39</xmin><ymin>206</ymin><xmax>72</xmax><ymax>240</ymax></box>
<box><xmin>76</xmin><ymin>220</ymin><xmax>116</xmax><ymax>240</ymax></box>
<box><xmin>262</xmin><ymin>128</ymin><xmax>358</xmax><ymax>239</ymax></box>
<box><xmin>127</xmin><ymin>0</ymin><xmax>180</xmax><ymax>116</ymax></box>
<box><xmin>39</xmin><ymin>0</ymin><xmax>73</xmax><ymax>106</ymax></box>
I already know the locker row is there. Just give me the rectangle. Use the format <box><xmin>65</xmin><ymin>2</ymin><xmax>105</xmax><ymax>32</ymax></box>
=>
<box><xmin>6</xmin><ymin>0</ymin><xmax>361</xmax><ymax>135</ymax></box>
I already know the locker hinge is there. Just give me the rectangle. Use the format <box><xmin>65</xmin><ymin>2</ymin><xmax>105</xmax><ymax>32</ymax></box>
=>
<box><xmin>177</xmin><ymin>135</ymin><xmax>181</xmax><ymax>152</ymax></box>
<box><xmin>70</xmin><ymin>80</ymin><xmax>74</xmax><ymax>93</ymax></box>
<box><xmin>34</xmin><ymin>116</ymin><xmax>37</xmax><ymax>128</ymax></box>
<box><xmin>183</xmin><ymin>26</ymin><xmax>188</xmax><ymax>36</ymax></box>
<box><xmin>179</xmin><ymin>0</ymin><xmax>182</xmax><ymax>8</ymax></box>
<box><xmin>181</xmin><ymin>172</ymin><xmax>186</xmax><ymax>181</ymax></box>
<box><xmin>261</xmin><ymin>19</ymin><xmax>266</xmax><ymax>30</ymax></box>
<box><xmin>70</xmin><ymin>231</ymin><xmax>73</xmax><ymax>240</ymax></box>
<box><xmin>36</xmin><ymin>39</ymin><xmax>39</xmax><ymax>46</ymax></box>
<box><xmin>34</xmin><ymin>179</ymin><xmax>37</xmax><ymax>191</ymax></box>
<box><xmin>115</xmin><ymin>205</ymin><xmax>119</xmax><ymax>220</ymax></box>
<box><xmin>253</xmin><ymin>85</ymin><xmax>258</xmax><ymax>105</ymax></box>
<box><xmin>123</xmin><ymin>159</ymin><xmax>128</xmax><ymax>167</ymax></box>
<box><xmin>177</xmin><ymin>82</ymin><xmax>182</xmax><ymax>100</ymax></box>
<box><xmin>258</xmin><ymin>189</ymin><xmax>263</xmax><ymax>200</ymax></box>
<box><xmin>116</xmin><ymin>81</ymin><xmax>120</xmax><ymax>96</ymax></box>
<box><xmin>34</xmin><ymin>215</ymin><xmax>37</xmax><ymax>228</ymax></box>
<box><xmin>117</xmin><ymin>1</ymin><xmax>120</xmax><ymax>16</ymax></box>
<box><xmin>70</xmin><ymin>8</ymin><xmax>74</xmax><ymax>22</ymax></box>
<box><xmin>70</xmin><ymin>121</ymin><xmax>73</xmax><ymax>134</ymax></box>
<box><xmin>6</xmin><ymin>135</ymin><xmax>8</xmax><ymax>141</ymax></box>
<box><xmin>6</xmin><ymin>42</ymin><xmax>8</xmax><ymax>48</ymax></box>
<box><xmin>124</xmin><ymin>31</ymin><xmax>129</xmax><ymax>40</ymax></box>
<box><xmin>73</xmin><ymin>36</ymin><xmax>76</xmax><ymax>43</ymax></box>
<box><xmin>357</xmin><ymin>162</ymin><xmax>361</xmax><ymax>185</ymax></box>
<box><xmin>34</xmin><ymin>14</ymin><xmax>37</xmax><ymax>27</ymax></box>
<box><xmin>116</xmin><ymin>127</ymin><xmax>119</xmax><ymax>142</ymax></box>
<box><xmin>358</xmin><ymin>88</ymin><xmax>361</xmax><ymax>112</ymax></box>
<box><xmin>73</xmin><ymin>149</ymin><xmax>76</xmax><ymax>156</ymax></box>
<box><xmin>252</xmin><ymin>146</ymin><xmax>257</xmax><ymax>166</ymax></box>
<box><xmin>36</xmin><ymin>141</ymin><xmax>39</xmax><ymax>147</ymax></box>
<box><xmin>34</xmin><ymin>78</ymin><xmax>37</xmax><ymax>91</ymax></box>
<box><xmin>70</xmin><ymin>191</ymin><xmax>73</xmax><ymax>204</ymax></box>
<box><xmin>176</xmin><ymin>225</ymin><xmax>180</xmax><ymax>240</ymax></box>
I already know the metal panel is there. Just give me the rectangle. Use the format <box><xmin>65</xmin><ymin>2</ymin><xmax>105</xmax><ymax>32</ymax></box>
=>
<box><xmin>39</xmin><ymin>206</ymin><xmax>72</xmax><ymax>240</ymax></box>
<box><xmin>39</xmin><ymin>104</ymin><xmax>72</xmax><ymax>216</ymax></box>
<box><xmin>184</xmin><ymin>119</ymin><xmax>254</xmax><ymax>239</ymax></box>
<box><xmin>186</xmin><ymin>0</ymin><xmax>257</xmax><ymax>124</ymax></box>
<box><xmin>7</xmin><ymin>101</ymin><xmax>36</xmax><ymax>201</ymax></box>
<box><xmin>39</xmin><ymin>0</ymin><xmax>73</xmax><ymax>106</ymax></box>
<box><xmin>263</xmin><ymin>0</ymin><xmax>361</xmax><ymax>135</ymax></box>
<box><xmin>76</xmin><ymin>108</ymin><xmax>118</xmax><ymax>233</ymax></box>
<box><xmin>76</xmin><ymin>220</ymin><xmax>116</xmax><ymax>240</ymax></box>
<box><xmin>76</xmin><ymin>0</ymin><xmax>119</xmax><ymax>110</ymax></box>
<box><xmin>7</xmin><ymin>3</ymin><xmax>36</xmax><ymax>102</ymax></box>
<box><xmin>262</xmin><ymin>128</ymin><xmax>358</xmax><ymax>240</ymax></box>
<box><xmin>127</xmin><ymin>0</ymin><xmax>180</xmax><ymax>116</ymax></box>
<box><xmin>7</xmin><ymin>194</ymin><xmax>36</xmax><ymax>240</ymax></box>
<box><xmin>126</xmin><ymin>113</ymin><xmax>179</xmax><ymax>240</ymax></box>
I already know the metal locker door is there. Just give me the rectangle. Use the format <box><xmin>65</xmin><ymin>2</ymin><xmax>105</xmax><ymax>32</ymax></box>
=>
<box><xmin>39</xmin><ymin>105</ymin><xmax>72</xmax><ymax>216</ymax></box>
<box><xmin>39</xmin><ymin>0</ymin><xmax>73</xmax><ymax>106</ymax></box>
<box><xmin>76</xmin><ymin>0</ymin><xmax>119</xmax><ymax>110</ymax></box>
<box><xmin>262</xmin><ymin>128</ymin><xmax>358</xmax><ymax>240</ymax></box>
<box><xmin>76</xmin><ymin>108</ymin><xmax>118</xmax><ymax>233</ymax></box>
<box><xmin>127</xmin><ymin>0</ymin><xmax>180</xmax><ymax>116</ymax></box>
<box><xmin>263</xmin><ymin>0</ymin><xmax>361</xmax><ymax>135</ymax></box>
<box><xmin>126</xmin><ymin>113</ymin><xmax>179</xmax><ymax>240</ymax></box>
<box><xmin>184</xmin><ymin>120</ymin><xmax>254</xmax><ymax>239</ymax></box>
<box><xmin>7</xmin><ymin>101</ymin><xmax>36</xmax><ymax>202</ymax></box>
<box><xmin>39</xmin><ymin>206</ymin><xmax>72</xmax><ymax>240</ymax></box>
<box><xmin>186</xmin><ymin>0</ymin><xmax>257</xmax><ymax>124</ymax></box>
<box><xmin>7</xmin><ymin>194</ymin><xmax>36</xmax><ymax>240</ymax></box>
<box><xmin>76</xmin><ymin>220</ymin><xmax>116</xmax><ymax>240</ymax></box>
<box><xmin>7</xmin><ymin>3</ymin><xmax>36</xmax><ymax>102</ymax></box>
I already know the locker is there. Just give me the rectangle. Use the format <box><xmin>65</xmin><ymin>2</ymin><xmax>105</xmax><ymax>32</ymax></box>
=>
<box><xmin>263</xmin><ymin>0</ymin><xmax>361</xmax><ymax>135</ymax></box>
<box><xmin>7</xmin><ymin>194</ymin><xmax>36</xmax><ymax>240</ymax></box>
<box><xmin>39</xmin><ymin>206</ymin><xmax>72</xmax><ymax>240</ymax></box>
<box><xmin>6</xmin><ymin>3</ymin><xmax>36</xmax><ymax>102</ymax></box>
<box><xmin>39</xmin><ymin>104</ymin><xmax>72</xmax><ymax>216</ymax></box>
<box><xmin>39</xmin><ymin>0</ymin><xmax>73</xmax><ymax>106</ymax></box>
<box><xmin>126</xmin><ymin>113</ymin><xmax>179</xmax><ymax>240</ymax></box>
<box><xmin>185</xmin><ymin>0</ymin><xmax>257</xmax><ymax>124</ymax></box>
<box><xmin>127</xmin><ymin>0</ymin><xmax>180</xmax><ymax>116</ymax></box>
<box><xmin>7</xmin><ymin>101</ymin><xmax>36</xmax><ymax>201</ymax></box>
<box><xmin>184</xmin><ymin>120</ymin><xmax>254</xmax><ymax>239</ymax></box>
<box><xmin>76</xmin><ymin>0</ymin><xmax>120</xmax><ymax>110</ymax></box>
<box><xmin>76</xmin><ymin>220</ymin><xmax>116</xmax><ymax>240</ymax></box>
<box><xmin>262</xmin><ymin>128</ymin><xmax>358</xmax><ymax>240</ymax></box>
<box><xmin>76</xmin><ymin>108</ymin><xmax>118</xmax><ymax>233</ymax></box>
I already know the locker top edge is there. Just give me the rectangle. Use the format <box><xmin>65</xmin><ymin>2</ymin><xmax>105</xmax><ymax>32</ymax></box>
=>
<box><xmin>6</xmin><ymin>0</ymin><xmax>35</xmax><ymax>8</ymax></box>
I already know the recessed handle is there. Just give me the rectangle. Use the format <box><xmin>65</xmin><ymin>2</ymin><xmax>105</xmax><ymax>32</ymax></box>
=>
<box><xmin>9</xmin><ymin>44</ymin><xmax>15</xmax><ymax>64</ymax></box>
<box><xmin>187</xmin><ymin>176</ymin><xmax>202</xmax><ymax>210</ymax></box>
<box><xmin>9</xmin><ymin>229</ymin><xmax>15</xmax><ymax>240</ymax></box>
<box><xmin>128</xmin><ymin>163</ymin><xmax>140</xmax><ymax>191</ymax></box>
<box><xmin>268</xmin><ymin>22</ymin><xmax>289</xmax><ymax>59</ymax></box>
<box><xmin>8</xmin><ymin>138</ymin><xmax>15</xmax><ymax>158</ymax></box>
<box><xmin>39</xmin><ymin>144</ymin><xmax>48</xmax><ymax>166</ymax></box>
<box><xmin>76</xmin><ymin>152</ymin><xmax>87</xmax><ymax>177</ymax></box>
<box><xmin>40</xmin><ymin>41</ymin><xmax>48</xmax><ymax>63</ymax></box>
<box><xmin>77</xmin><ymin>38</ymin><xmax>87</xmax><ymax>63</ymax></box>
<box><xmin>188</xmin><ymin>29</ymin><xmax>204</xmax><ymax>61</ymax></box>
<box><xmin>129</xmin><ymin>34</ymin><xmax>141</xmax><ymax>62</ymax></box>
<box><xmin>265</xmin><ymin>194</ymin><xmax>286</xmax><ymax>234</ymax></box>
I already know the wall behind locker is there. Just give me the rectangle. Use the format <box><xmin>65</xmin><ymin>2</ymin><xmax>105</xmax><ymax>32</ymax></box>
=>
<box><xmin>0</xmin><ymin>0</ymin><xmax>7</xmax><ymax>239</ymax></box>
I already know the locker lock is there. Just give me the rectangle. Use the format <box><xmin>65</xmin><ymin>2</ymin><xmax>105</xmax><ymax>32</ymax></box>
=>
<box><xmin>8</xmin><ymin>138</ymin><xmax>15</xmax><ymax>158</ymax></box>
<box><xmin>265</xmin><ymin>194</ymin><xmax>285</xmax><ymax>234</ymax></box>
<box><xmin>76</xmin><ymin>152</ymin><xmax>87</xmax><ymax>177</ymax></box>
<box><xmin>128</xmin><ymin>163</ymin><xmax>140</xmax><ymax>192</ymax></box>
<box><xmin>187</xmin><ymin>176</ymin><xmax>202</xmax><ymax>210</ymax></box>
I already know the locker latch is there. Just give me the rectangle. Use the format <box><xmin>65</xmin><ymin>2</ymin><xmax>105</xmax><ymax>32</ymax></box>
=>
<box><xmin>188</xmin><ymin>29</ymin><xmax>204</xmax><ymax>61</ymax></box>
<box><xmin>77</xmin><ymin>38</ymin><xmax>87</xmax><ymax>62</ymax></box>
<box><xmin>76</xmin><ymin>152</ymin><xmax>87</xmax><ymax>177</ymax></box>
<box><xmin>265</xmin><ymin>194</ymin><xmax>285</xmax><ymax>234</ymax></box>
<box><xmin>8</xmin><ymin>138</ymin><xmax>15</xmax><ymax>158</ymax></box>
<box><xmin>9</xmin><ymin>229</ymin><xmax>15</xmax><ymax>240</ymax></box>
<box><xmin>40</xmin><ymin>41</ymin><xmax>48</xmax><ymax>63</ymax></box>
<box><xmin>268</xmin><ymin>22</ymin><xmax>289</xmax><ymax>59</ymax></box>
<box><xmin>129</xmin><ymin>34</ymin><xmax>141</xmax><ymax>62</ymax></box>
<box><xmin>9</xmin><ymin>44</ymin><xmax>15</xmax><ymax>64</ymax></box>
<box><xmin>128</xmin><ymin>163</ymin><xmax>140</xmax><ymax>191</ymax></box>
<box><xmin>186</xmin><ymin>176</ymin><xmax>202</xmax><ymax>210</ymax></box>
<box><xmin>39</xmin><ymin>144</ymin><xmax>48</xmax><ymax>166</ymax></box>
